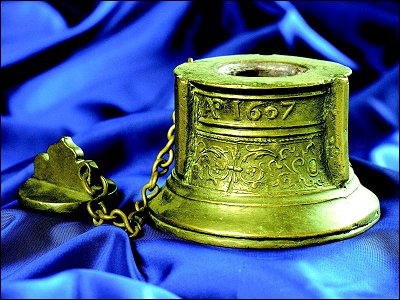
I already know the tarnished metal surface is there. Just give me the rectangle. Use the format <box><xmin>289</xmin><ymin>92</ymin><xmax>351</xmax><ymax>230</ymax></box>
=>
<box><xmin>18</xmin><ymin>136</ymin><xmax>117</xmax><ymax>214</ymax></box>
<box><xmin>17</xmin><ymin>54</ymin><xmax>381</xmax><ymax>249</ymax></box>
<box><xmin>148</xmin><ymin>54</ymin><xmax>381</xmax><ymax>248</ymax></box>
<box><xmin>17</xmin><ymin>130</ymin><xmax>175</xmax><ymax>237</ymax></box>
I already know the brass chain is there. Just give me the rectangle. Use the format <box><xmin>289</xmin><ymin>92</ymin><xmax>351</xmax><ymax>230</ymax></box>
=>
<box><xmin>85</xmin><ymin>112</ymin><xmax>175</xmax><ymax>238</ymax></box>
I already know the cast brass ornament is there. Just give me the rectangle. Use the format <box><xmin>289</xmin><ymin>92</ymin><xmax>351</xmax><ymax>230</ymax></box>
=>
<box><xmin>17</xmin><ymin>136</ymin><xmax>143</xmax><ymax>236</ymax></box>
<box><xmin>18</xmin><ymin>136</ymin><xmax>117</xmax><ymax>213</ymax></box>
<box><xmin>18</xmin><ymin>54</ymin><xmax>381</xmax><ymax>248</ymax></box>
<box><xmin>18</xmin><ymin>130</ymin><xmax>175</xmax><ymax>237</ymax></box>
<box><xmin>148</xmin><ymin>54</ymin><xmax>381</xmax><ymax>248</ymax></box>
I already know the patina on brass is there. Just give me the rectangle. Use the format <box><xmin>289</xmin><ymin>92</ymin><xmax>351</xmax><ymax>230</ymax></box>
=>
<box><xmin>17</xmin><ymin>134</ymin><xmax>174</xmax><ymax>237</ymax></box>
<box><xmin>148</xmin><ymin>54</ymin><xmax>381</xmax><ymax>248</ymax></box>
<box><xmin>18</xmin><ymin>136</ymin><xmax>117</xmax><ymax>213</ymax></box>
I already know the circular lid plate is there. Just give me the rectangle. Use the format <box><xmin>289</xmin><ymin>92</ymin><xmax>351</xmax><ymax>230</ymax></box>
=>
<box><xmin>174</xmin><ymin>54</ymin><xmax>352</xmax><ymax>89</ymax></box>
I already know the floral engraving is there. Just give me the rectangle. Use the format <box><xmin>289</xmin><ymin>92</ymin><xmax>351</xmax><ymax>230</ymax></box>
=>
<box><xmin>189</xmin><ymin>135</ymin><xmax>329</xmax><ymax>193</ymax></box>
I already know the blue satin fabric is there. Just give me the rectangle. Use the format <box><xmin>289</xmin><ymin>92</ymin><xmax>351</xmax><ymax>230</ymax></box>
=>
<box><xmin>1</xmin><ymin>1</ymin><xmax>399</xmax><ymax>299</ymax></box>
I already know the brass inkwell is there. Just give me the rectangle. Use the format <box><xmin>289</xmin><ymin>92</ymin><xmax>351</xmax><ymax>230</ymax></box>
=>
<box><xmin>19</xmin><ymin>54</ymin><xmax>381</xmax><ymax>248</ymax></box>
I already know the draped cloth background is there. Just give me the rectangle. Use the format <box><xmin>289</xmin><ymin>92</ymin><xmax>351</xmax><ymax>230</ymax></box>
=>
<box><xmin>1</xmin><ymin>1</ymin><xmax>399</xmax><ymax>298</ymax></box>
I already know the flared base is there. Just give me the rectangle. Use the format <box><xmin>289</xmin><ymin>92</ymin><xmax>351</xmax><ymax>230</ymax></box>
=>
<box><xmin>148</xmin><ymin>171</ymin><xmax>380</xmax><ymax>248</ymax></box>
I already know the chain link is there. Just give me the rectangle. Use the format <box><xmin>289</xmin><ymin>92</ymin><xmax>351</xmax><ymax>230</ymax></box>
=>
<box><xmin>85</xmin><ymin>112</ymin><xmax>175</xmax><ymax>238</ymax></box>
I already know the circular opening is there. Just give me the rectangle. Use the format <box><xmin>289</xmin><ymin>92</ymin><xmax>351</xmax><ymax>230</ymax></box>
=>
<box><xmin>219</xmin><ymin>62</ymin><xmax>308</xmax><ymax>77</ymax></box>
